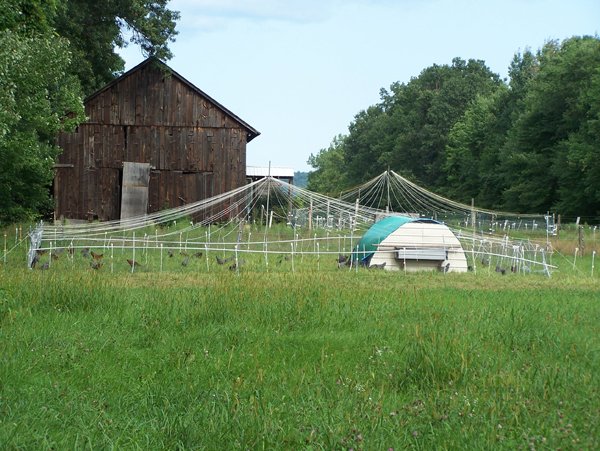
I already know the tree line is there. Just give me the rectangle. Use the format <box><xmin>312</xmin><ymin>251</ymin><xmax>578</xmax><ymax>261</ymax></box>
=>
<box><xmin>307</xmin><ymin>36</ymin><xmax>600</xmax><ymax>221</ymax></box>
<box><xmin>0</xmin><ymin>0</ymin><xmax>178</xmax><ymax>224</ymax></box>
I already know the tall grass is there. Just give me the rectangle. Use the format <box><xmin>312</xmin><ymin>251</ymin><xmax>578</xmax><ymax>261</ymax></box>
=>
<box><xmin>1</xmin><ymin>265</ymin><xmax>598</xmax><ymax>449</ymax></box>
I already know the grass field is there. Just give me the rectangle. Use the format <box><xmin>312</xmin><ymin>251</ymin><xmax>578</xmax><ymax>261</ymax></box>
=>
<box><xmin>1</xmin><ymin>225</ymin><xmax>599</xmax><ymax>449</ymax></box>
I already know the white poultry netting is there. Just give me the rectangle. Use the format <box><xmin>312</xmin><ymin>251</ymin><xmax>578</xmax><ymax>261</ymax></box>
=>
<box><xmin>28</xmin><ymin>172</ymin><xmax>555</xmax><ymax>275</ymax></box>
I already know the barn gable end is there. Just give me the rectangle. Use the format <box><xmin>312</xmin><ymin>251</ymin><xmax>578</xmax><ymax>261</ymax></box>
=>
<box><xmin>55</xmin><ymin>58</ymin><xmax>259</xmax><ymax>221</ymax></box>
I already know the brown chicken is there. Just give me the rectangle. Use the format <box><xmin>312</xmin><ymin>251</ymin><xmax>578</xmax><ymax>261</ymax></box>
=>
<box><xmin>91</xmin><ymin>251</ymin><xmax>104</xmax><ymax>260</ymax></box>
<box><xmin>127</xmin><ymin>258</ymin><xmax>141</xmax><ymax>269</ymax></box>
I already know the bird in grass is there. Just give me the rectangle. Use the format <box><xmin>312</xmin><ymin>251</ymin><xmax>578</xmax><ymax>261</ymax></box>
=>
<box><xmin>180</xmin><ymin>250</ymin><xmax>189</xmax><ymax>257</ymax></box>
<box><xmin>228</xmin><ymin>259</ymin><xmax>245</xmax><ymax>271</ymax></box>
<box><xmin>167</xmin><ymin>249</ymin><xmax>174</xmax><ymax>258</ymax></box>
<box><xmin>495</xmin><ymin>265</ymin><xmax>506</xmax><ymax>275</ymax></box>
<box><xmin>91</xmin><ymin>251</ymin><xmax>103</xmax><ymax>260</ymax></box>
<box><xmin>369</xmin><ymin>262</ymin><xmax>386</xmax><ymax>270</ymax></box>
<box><xmin>276</xmin><ymin>254</ymin><xmax>291</xmax><ymax>265</ymax></box>
<box><xmin>336</xmin><ymin>254</ymin><xmax>349</xmax><ymax>264</ymax></box>
<box><xmin>90</xmin><ymin>260</ymin><xmax>103</xmax><ymax>270</ymax></box>
<box><xmin>181</xmin><ymin>256</ymin><xmax>190</xmax><ymax>267</ymax></box>
<box><xmin>81</xmin><ymin>248</ymin><xmax>90</xmax><ymax>258</ymax></box>
<box><xmin>216</xmin><ymin>255</ymin><xmax>232</xmax><ymax>265</ymax></box>
<box><xmin>127</xmin><ymin>258</ymin><xmax>141</xmax><ymax>269</ymax></box>
<box><xmin>481</xmin><ymin>257</ymin><xmax>490</xmax><ymax>267</ymax></box>
<box><xmin>52</xmin><ymin>248</ymin><xmax>65</xmax><ymax>259</ymax></box>
<box><xmin>193</xmin><ymin>251</ymin><xmax>203</xmax><ymax>258</ymax></box>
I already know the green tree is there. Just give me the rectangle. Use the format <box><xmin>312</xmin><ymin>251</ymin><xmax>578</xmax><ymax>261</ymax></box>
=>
<box><xmin>0</xmin><ymin>30</ymin><xmax>85</xmax><ymax>223</ymax></box>
<box><xmin>444</xmin><ymin>50</ymin><xmax>539</xmax><ymax>209</ymax></box>
<box><xmin>343</xmin><ymin>104</ymin><xmax>392</xmax><ymax>185</ymax></box>
<box><xmin>502</xmin><ymin>37</ymin><xmax>600</xmax><ymax>217</ymax></box>
<box><xmin>549</xmin><ymin>37</ymin><xmax>600</xmax><ymax>218</ymax></box>
<box><xmin>307</xmin><ymin>135</ymin><xmax>349</xmax><ymax>194</ymax></box>
<box><xmin>53</xmin><ymin>0</ymin><xmax>180</xmax><ymax>94</ymax></box>
<box><xmin>444</xmin><ymin>90</ymin><xmax>504</xmax><ymax>205</ymax></box>
<box><xmin>342</xmin><ymin>58</ymin><xmax>501</xmax><ymax>191</ymax></box>
<box><xmin>293</xmin><ymin>171</ymin><xmax>308</xmax><ymax>188</ymax></box>
<box><xmin>0</xmin><ymin>0</ymin><xmax>60</xmax><ymax>32</ymax></box>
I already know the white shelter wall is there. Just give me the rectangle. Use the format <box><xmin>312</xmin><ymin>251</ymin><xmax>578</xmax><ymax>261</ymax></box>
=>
<box><xmin>369</xmin><ymin>222</ymin><xmax>468</xmax><ymax>272</ymax></box>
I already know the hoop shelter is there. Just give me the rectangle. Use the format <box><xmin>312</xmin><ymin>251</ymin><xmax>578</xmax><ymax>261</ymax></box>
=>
<box><xmin>354</xmin><ymin>216</ymin><xmax>468</xmax><ymax>272</ymax></box>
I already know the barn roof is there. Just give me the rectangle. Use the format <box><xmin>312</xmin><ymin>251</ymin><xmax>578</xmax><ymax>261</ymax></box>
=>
<box><xmin>246</xmin><ymin>166</ymin><xmax>294</xmax><ymax>178</ymax></box>
<box><xmin>84</xmin><ymin>57</ymin><xmax>260</xmax><ymax>142</ymax></box>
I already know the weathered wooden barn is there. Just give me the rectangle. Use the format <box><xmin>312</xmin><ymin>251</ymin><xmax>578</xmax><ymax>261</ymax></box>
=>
<box><xmin>55</xmin><ymin>57</ymin><xmax>259</xmax><ymax>221</ymax></box>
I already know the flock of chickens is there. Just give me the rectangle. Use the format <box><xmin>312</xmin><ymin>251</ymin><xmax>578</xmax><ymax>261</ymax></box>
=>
<box><xmin>30</xmin><ymin>247</ymin><xmax>388</xmax><ymax>273</ymax></box>
<box><xmin>30</xmin><ymin>246</ymin><xmax>245</xmax><ymax>272</ymax></box>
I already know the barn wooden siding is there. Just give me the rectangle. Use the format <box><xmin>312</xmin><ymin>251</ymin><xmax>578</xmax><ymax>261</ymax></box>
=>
<box><xmin>55</xmin><ymin>58</ymin><xmax>259</xmax><ymax>221</ymax></box>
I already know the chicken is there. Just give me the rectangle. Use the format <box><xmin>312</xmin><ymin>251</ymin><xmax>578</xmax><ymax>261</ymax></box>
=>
<box><xmin>216</xmin><ymin>255</ymin><xmax>232</xmax><ymax>265</ymax></box>
<box><xmin>127</xmin><ymin>258</ymin><xmax>141</xmax><ymax>269</ymax></box>
<box><xmin>276</xmin><ymin>254</ymin><xmax>291</xmax><ymax>264</ymax></box>
<box><xmin>336</xmin><ymin>254</ymin><xmax>349</xmax><ymax>264</ymax></box>
<box><xmin>229</xmin><ymin>259</ymin><xmax>245</xmax><ymax>271</ymax></box>
<box><xmin>90</xmin><ymin>260</ymin><xmax>103</xmax><ymax>270</ymax></box>
<box><xmin>91</xmin><ymin>251</ymin><xmax>103</xmax><ymax>260</ymax></box>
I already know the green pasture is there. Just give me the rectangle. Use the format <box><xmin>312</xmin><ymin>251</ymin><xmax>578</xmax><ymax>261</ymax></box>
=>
<box><xmin>0</xmin><ymin>223</ymin><xmax>599</xmax><ymax>449</ymax></box>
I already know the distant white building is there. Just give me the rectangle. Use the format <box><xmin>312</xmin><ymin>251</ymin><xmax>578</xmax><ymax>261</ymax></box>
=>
<box><xmin>246</xmin><ymin>166</ymin><xmax>294</xmax><ymax>184</ymax></box>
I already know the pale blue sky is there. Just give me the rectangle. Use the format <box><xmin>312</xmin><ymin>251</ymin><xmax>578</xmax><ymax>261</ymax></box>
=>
<box><xmin>118</xmin><ymin>0</ymin><xmax>599</xmax><ymax>172</ymax></box>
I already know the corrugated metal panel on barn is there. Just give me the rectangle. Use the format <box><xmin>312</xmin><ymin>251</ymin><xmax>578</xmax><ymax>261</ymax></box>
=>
<box><xmin>55</xmin><ymin>57</ymin><xmax>259</xmax><ymax>221</ymax></box>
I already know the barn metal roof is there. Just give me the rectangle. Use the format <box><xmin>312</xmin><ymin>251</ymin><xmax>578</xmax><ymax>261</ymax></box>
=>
<box><xmin>84</xmin><ymin>57</ymin><xmax>260</xmax><ymax>142</ymax></box>
<box><xmin>246</xmin><ymin>166</ymin><xmax>294</xmax><ymax>178</ymax></box>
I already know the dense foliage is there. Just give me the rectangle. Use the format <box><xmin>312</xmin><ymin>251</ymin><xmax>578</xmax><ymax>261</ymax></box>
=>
<box><xmin>0</xmin><ymin>23</ymin><xmax>85</xmax><ymax>223</ymax></box>
<box><xmin>0</xmin><ymin>1</ymin><xmax>179</xmax><ymax>224</ymax></box>
<box><xmin>293</xmin><ymin>171</ymin><xmax>308</xmax><ymax>188</ymax></box>
<box><xmin>308</xmin><ymin>37</ymin><xmax>600</xmax><ymax>221</ymax></box>
<box><xmin>53</xmin><ymin>0</ymin><xmax>179</xmax><ymax>94</ymax></box>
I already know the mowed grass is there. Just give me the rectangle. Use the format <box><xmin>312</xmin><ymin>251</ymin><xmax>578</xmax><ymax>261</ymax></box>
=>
<box><xmin>1</xmin><ymin>264</ymin><xmax>599</xmax><ymax>449</ymax></box>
